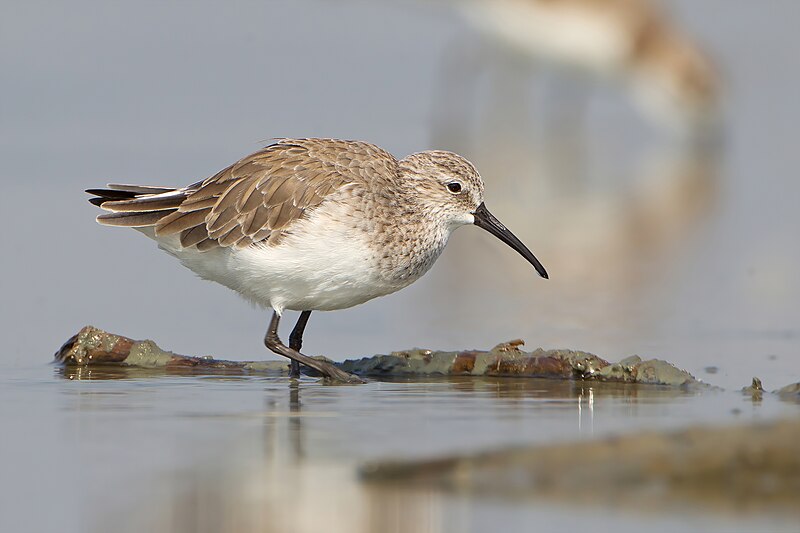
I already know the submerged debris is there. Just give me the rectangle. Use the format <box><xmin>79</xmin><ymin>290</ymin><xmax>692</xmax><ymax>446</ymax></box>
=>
<box><xmin>55</xmin><ymin>326</ymin><xmax>706</xmax><ymax>387</ymax></box>
<box><xmin>337</xmin><ymin>342</ymin><xmax>702</xmax><ymax>387</ymax></box>
<box><xmin>742</xmin><ymin>377</ymin><xmax>765</xmax><ymax>401</ymax></box>
<box><xmin>55</xmin><ymin>326</ymin><xmax>287</xmax><ymax>374</ymax></box>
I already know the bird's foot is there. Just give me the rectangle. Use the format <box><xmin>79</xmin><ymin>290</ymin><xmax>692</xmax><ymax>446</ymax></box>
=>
<box><xmin>312</xmin><ymin>359</ymin><xmax>365</xmax><ymax>384</ymax></box>
<box><xmin>274</xmin><ymin>344</ymin><xmax>363</xmax><ymax>383</ymax></box>
<box><xmin>265</xmin><ymin>311</ymin><xmax>364</xmax><ymax>384</ymax></box>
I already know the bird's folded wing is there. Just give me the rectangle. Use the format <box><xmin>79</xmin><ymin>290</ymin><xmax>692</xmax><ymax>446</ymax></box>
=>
<box><xmin>96</xmin><ymin>138</ymin><xmax>395</xmax><ymax>251</ymax></box>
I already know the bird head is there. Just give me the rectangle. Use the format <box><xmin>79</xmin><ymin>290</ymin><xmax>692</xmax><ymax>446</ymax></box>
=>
<box><xmin>399</xmin><ymin>150</ymin><xmax>548</xmax><ymax>279</ymax></box>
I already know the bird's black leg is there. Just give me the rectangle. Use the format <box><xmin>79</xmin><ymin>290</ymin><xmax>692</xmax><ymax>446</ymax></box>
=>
<box><xmin>287</xmin><ymin>311</ymin><xmax>312</xmax><ymax>378</ymax></box>
<box><xmin>264</xmin><ymin>311</ymin><xmax>362</xmax><ymax>383</ymax></box>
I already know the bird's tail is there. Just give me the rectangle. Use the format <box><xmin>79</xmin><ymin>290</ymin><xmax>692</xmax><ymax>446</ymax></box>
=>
<box><xmin>86</xmin><ymin>184</ymin><xmax>189</xmax><ymax>227</ymax></box>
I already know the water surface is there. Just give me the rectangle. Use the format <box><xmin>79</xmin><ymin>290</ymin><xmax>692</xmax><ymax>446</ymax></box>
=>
<box><xmin>2</xmin><ymin>365</ymin><xmax>797</xmax><ymax>532</ymax></box>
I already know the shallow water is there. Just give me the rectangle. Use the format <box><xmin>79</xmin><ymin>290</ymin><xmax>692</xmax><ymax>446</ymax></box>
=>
<box><xmin>1</xmin><ymin>365</ymin><xmax>797</xmax><ymax>533</ymax></box>
<box><xmin>2</xmin><ymin>0</ymin><xmax>800</xmax><ymax>531</ymax></box>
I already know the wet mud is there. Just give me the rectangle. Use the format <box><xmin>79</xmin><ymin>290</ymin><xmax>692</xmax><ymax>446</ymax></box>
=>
<box><xmin>361</xmin><ymin>418</ymin><xmax>800</xmax><ymax>515</ymax></box>
<box><xmin>56</xmin><ymin>326</ymin><xmax>799</xmax><ymax>396</ymax></box>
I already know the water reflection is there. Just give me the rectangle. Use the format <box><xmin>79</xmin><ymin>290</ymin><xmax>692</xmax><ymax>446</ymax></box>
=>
<box><xmin>262</xmin><ymin>381</ymin><xmax>307</xmax><ymax>463</ymax></box>
<box><xmin>57</xmin><ymin>364</ymin><xmax>260</xmax><ymax>381</ymax></box>
<box><xmin>79</xmin><ymin>376</ymin><xmax>794</xmax><ymax>533</ymax></box>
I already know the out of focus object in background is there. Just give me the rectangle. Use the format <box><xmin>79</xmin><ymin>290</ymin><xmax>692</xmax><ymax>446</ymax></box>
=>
<box><xmin>434</xmin><ymin>0</ymin><xmax>720</xmax><ymax>146</ymax></box>
<box><xmin>428</xmin><ymin>142</ymin><xmax>720</xmax><ymax>351</ymax></box>
<box><xmin>423</xmin><ymin>0</ymin><xmax>724</xmax><ymax>351</ymax></box>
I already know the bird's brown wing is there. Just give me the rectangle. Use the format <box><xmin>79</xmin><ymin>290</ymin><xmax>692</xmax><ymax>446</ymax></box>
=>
<box><xmin>93</xmin><ymin>138</ymin><xmax>397</xmax><ymax>251</ymax></box>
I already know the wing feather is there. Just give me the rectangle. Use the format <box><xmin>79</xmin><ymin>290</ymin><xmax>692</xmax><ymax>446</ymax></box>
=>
<box><xmin>243</xmin><ymin>205</ymin><xmax>270</xmax><ymax>236</ymax></box>
<box><xmin>101</xmin><ymin>191</ymin><xmax>187</xmax><ymax>212</ymax></box>
<box><xmin>97</xmin><ymin>210</ymin><xmax>170</xmax><ymax>227</ymax></box>
<box><xmin>196</xmin><ymin>238</ymin><xmax>217</xmax><ymax>251</ymax></box>
<box><xmin>180</xmin><ymin>225</ymin><xmax>210</xmax><ymax>248</ymax></box>
<box><xmin>91</xmin><ymin>138</ymin><xmax>398</xmax><ymax>251</ymax></box>
<box><xmin>156</xmin><ymin>208</ymin><xmax>212</xmax><ymax>235</ymax></box>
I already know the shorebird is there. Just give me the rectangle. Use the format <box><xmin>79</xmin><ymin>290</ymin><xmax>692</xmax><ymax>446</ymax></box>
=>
<box><xmin>87</xmin><ymin>138</ymin><xmax>548</xmax><ymax>382</ymax></box>
<box><xmin>448</xmin><ymin>0</ymin><xmax>719</xmax><ymax>134</ymax></box>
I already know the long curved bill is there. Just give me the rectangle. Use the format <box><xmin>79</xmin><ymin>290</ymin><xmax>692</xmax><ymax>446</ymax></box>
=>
<box><xmin>472</xmin><ymin>202</ymin><xmax>549</xmax><ymax>279</ymax></box>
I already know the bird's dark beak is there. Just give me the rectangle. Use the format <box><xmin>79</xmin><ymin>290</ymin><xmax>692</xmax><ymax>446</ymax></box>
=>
<box><xmin>472</xmin><ymin>202</ymin><xmax>548</xmax><ymax>279</ymax></box>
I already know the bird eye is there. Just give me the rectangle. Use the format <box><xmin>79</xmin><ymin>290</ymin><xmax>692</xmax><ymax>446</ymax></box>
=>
<box><xmin>447</xmin><ymin>182</ymin><xmax>462</xmax><ymax>194</ymax></box>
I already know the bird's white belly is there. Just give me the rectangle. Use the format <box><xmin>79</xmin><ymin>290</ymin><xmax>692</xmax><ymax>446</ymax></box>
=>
<box><xmin>153</xmin><ymin>206</ymin><xmax>409</xmax><ymax>314</ymax></box>
<box><xmin>226</xmin><ymin>237</ymin><xmax>394</xmax><ymax>313</ymax></box>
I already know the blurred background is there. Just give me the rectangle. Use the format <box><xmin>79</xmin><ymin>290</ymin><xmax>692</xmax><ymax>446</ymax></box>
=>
<box><xmin>1</xmin><ymin>1</ymin><xmax>799</xmax><ymax>532</ymax></box>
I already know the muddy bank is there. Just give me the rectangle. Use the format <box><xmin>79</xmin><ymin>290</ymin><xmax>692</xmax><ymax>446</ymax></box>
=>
<box><xmin>56</xmin><ymin>326</ymin><xmax>799</xmax><ymax>395</ymax></box>
<box><xmin>55</xmin><ymin>325</ymin><xmax>289</xmax><ymax>374</ymax></box>
<box><xmin>361</xmin><ymin>418</ymin><xmax>800</xmax><ymax>515</ymax></box>
<box><xmin>55</xmin><ymin>326</ymin><xmax>707</xmax><ymax>387</ymax></box>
